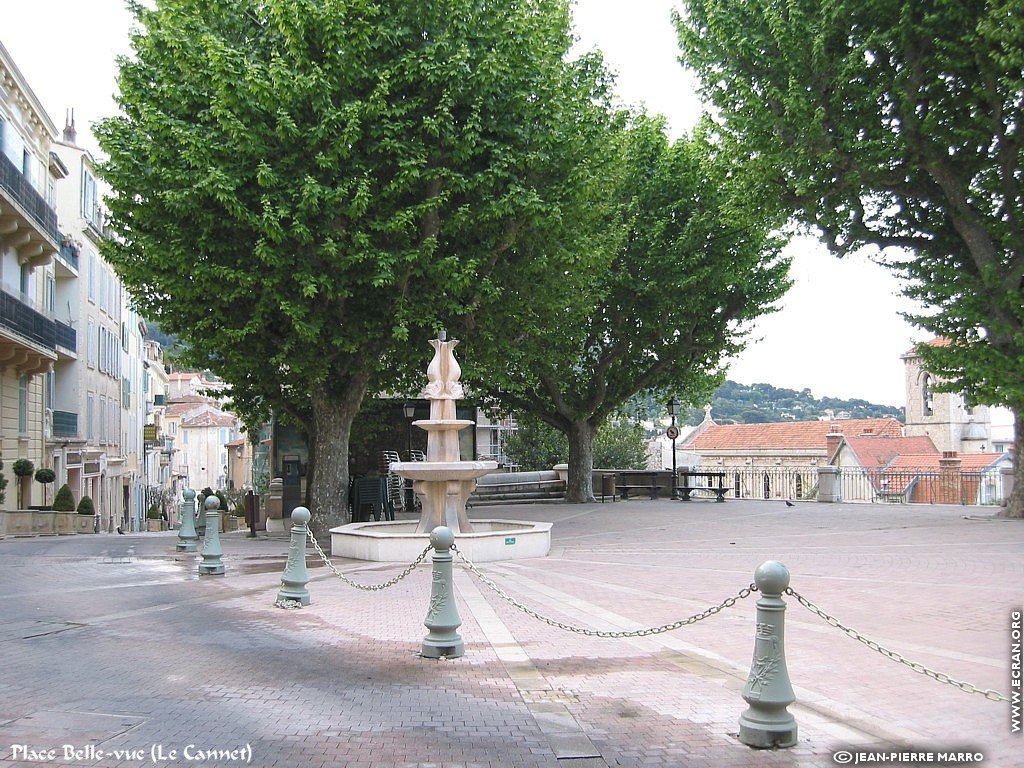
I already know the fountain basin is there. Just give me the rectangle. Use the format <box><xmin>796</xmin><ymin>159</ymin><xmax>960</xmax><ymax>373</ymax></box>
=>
<box><xmin>330</xmin><ymin>519</ymin><xmax>552</xmax><ymax>563</ymax></box>
<box><xmin>390</xmin><ymin>460</ymin><xmax>496</xmax><ymax>481</ymax></box>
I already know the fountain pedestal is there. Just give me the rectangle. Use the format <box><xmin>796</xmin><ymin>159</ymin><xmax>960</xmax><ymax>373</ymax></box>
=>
<box><xmin>330</xmin><ymin>333</ymin><xmax>551</xmax><ymax>562</ymax></box>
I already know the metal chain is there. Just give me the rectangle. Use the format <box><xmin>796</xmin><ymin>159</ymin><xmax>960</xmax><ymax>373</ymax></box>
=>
<box><xmin>786</xmin><ymin>587</ymin><xmax>1009</xmax><ymax>702</ymax></box>
<box><xmin>306</xmin><ymin>527</ymin><xmax>432</xmax><ymax>591</ymax></box>
<box><xmin>453</xmin><ymin>545</ymin><xmax>755</xmax><ymax>637</ymax></box>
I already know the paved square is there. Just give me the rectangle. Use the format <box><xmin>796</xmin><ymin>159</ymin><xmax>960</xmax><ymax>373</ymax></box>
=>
<box><xmin>0</xmin><ymin>499</ymin><xmax>1019</xmax><ymax>767</ymax></box>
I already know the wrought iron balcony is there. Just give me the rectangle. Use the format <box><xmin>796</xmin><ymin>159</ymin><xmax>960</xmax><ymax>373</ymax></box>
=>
<box><xmin>0</xmin><ymin>152</ymin><xmax>60</xmax><ymax>245</ymax></box>
<box><xmin>55</xmin><ymin>320</ymin><xmax>76</xmax><ymax>353</ymax></box>
<box><xmin>0</xmin><ymin>286</ymin><xmax>55</xmax><ymax>352</ymax></box>
<box><xmin>57</xmin><ymin>243</ymin><xmax>80</xmax><ymax>271</ymax></box>
<box><xmin>53</xmin><ymin>410</ymin><xmax>79</xmax><ymax>438</ymax></box>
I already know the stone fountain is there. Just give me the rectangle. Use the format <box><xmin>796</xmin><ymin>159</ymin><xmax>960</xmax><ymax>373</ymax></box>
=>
<box><xmin>330</xmin><ymin>333</ymin><xmax>551</xmax><ymax>563</ymax></box>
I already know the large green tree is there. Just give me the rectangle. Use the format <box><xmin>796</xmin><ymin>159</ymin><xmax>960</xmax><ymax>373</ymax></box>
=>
<box><xmin>462</xmin><ymin>115</ymin><xmax>790</xmax><ymax>501</ymax></box>
<box><xmin>97</xmin><ymin>0</ymin><xmax>614</xmax><ymax>534</ymax></box>
<box><xmin>678</xmin><ymin>0</ymin><xmax>1024</xmax><ymax>517</ymax></box>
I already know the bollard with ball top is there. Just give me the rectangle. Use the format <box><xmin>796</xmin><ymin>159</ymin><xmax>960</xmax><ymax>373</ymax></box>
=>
<box><xmin>276</xmin><ymin>506</ymin><xmax>311</xmax><ymax>607</ymax></box>
<box><xmin>198</xmin><ymin>494</ymin><xmax>225</xmax><ymax>576</ymax></box>
<box><xmin>421</xmin><ymin>526</ymin><xmax>464</xmax><ymax>658</ymax></box>
<box><xmin>739</xmin><ymin>560</ymin><xmax>797</xmax><ymax>748</ymax></box>
<box><xmin>176</xmin><ymin>488</ymin><xmax>198</xmax><ymax>553</ymax></box>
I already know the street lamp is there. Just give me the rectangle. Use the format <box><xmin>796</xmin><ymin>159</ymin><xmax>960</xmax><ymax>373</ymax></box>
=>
<box><xmin>403</xmin><ymin>402</ymin><xmax>416</xmax><ymax>457</ymax></box>
<box><xmin>667</xmin><ymin>397</ymin><xmax>679</xmax><ymax>500</ymax></box>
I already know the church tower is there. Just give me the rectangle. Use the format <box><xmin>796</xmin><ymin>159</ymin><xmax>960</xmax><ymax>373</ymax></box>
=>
<box><xmin>902</xmin><ymin>340</ymin><xmax>991</xmax><ymax>453</ymax></box>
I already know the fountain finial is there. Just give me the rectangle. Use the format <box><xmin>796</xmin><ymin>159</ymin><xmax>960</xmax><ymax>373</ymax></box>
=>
<box><xmin>423</xmin><ymin>333</ymin><xmax>463</xmax><ymax>400</ymax></box>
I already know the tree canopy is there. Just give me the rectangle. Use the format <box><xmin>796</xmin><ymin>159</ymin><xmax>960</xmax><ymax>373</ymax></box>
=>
<box><xmin>678</xmin><ymin>0</ymin><xmax>1024</xmax><ymax>516</ymax></box>
<box><xmin>462</xmin><ymin>114</ymin><xmax>790</xmax><ymax>500</ymax></box>
<box><xmin>97</xmin><ymin>0</ymin><xmax>617</xmax><ymax>532</ymax></box>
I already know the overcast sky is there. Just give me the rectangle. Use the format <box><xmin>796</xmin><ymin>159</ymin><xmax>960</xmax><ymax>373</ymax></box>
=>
<box><xmin>3</xmin><ymin>0</ymin><xmax>931</xmax><ymax>408</ymax></box>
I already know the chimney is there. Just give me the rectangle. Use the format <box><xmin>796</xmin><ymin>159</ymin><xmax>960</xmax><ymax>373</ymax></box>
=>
<box><xmin>63</xmin><ymin>109</ymin><xmax>77</xmax><ymax>145</ymax></box>
<box><xmin>939</xmin><ymin>451</ymin><xmax>963</xmax><ymax>504</ymax></box>
<box><xmin>826</xmin><ymin>431</ymin><xmax>844</xmax><ymax>461</ymax></box>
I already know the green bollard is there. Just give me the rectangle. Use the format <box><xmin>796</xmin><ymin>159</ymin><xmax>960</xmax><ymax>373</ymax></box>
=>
<box><xmin>198</xmin><ymin>495</ymin><xmax>225</xmax><ymax>576</ymax></box>
<box><xmin>739</xmin><ymin>560</ymin><xmax>797</xmax><ymax>748</ymax></box>
<box><xmin>176</xmin><ymin>488</ymin><xmax>198</xmax><ymax>553</ymax></box>
<box><xmin>276</xmin><ymin>506</ymin><xmax>311</xmax><ymax>607</ymax></box>
<box><xmin>421</xmin><ymin>526</ymin><xmax>464</xmax><ymax>658</ymax></box>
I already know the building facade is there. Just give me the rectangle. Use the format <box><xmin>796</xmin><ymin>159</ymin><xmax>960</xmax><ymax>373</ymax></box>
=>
<box><xmin>0</xmin><ymin>41</ymin><xmax>63</xmax><ymax>510</ymax></box>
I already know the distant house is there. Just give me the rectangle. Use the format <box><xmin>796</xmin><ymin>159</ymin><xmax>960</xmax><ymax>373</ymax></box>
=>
<box><xmin>680</xmin><ymin>414</ymin><xmax>905</xmax><ymax>499</ymax></box>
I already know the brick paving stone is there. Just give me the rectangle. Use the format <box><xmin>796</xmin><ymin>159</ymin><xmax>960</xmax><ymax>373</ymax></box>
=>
<box><xmin>0</xmin><ymin>501</ymin><xmax>1019</xmax><ymax>767</ymax></box>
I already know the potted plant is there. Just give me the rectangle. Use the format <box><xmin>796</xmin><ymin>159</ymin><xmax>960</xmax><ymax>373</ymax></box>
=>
<box><xmin>76</xmin><ymin>495</ymin><xmax>96</xmax><ymax>533</ymax></box>
<box><xmin>12</xmin><ymin>459</ymin><xmax>34</xmax><ymax>509</ymax></box>
<box><xmin>34</xmin><ymin>467</ymin><xmax>56</xmax><ymax>508</ymax></box>
<box><xmin>53</xmin><ymin>484</ymin><xmax>76</xmax><ymax>511</ymax></box>
<box><xmin>146</xmin><ymin>504</ymin><xmax>164</xmax><ymax>532</ymax></box>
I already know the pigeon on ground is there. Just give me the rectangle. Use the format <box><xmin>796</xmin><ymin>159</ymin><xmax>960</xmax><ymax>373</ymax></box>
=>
<box><xmin>784</xmin><ymin>500</ymin><xmax>795</xmax><ymax>507</ymax></box>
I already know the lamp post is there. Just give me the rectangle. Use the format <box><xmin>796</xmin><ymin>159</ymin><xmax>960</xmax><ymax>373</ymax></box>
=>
<box><xmin>403</xmin><ymin>401</ymin><xmax>417</xmax><ymax>510</ymax></box>
<box><xmin>668</xmin><ymin>397</ymin><xmax>679</xmax><ymax>500</ymax></box>
<box><xmin>403</xmin><ymin>402</ymin><xmax>416</xmax><ymax>457</ymax></box>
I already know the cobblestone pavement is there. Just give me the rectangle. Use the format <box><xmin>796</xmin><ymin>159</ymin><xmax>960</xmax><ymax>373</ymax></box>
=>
<box><xmin>0</xmin><ymin>499</ymin><xmax>1019</xmax><ymax>767</ymax></box>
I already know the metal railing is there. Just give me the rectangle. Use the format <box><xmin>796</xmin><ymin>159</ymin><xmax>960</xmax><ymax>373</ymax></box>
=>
<box><xmin>55</xmin><ymin>320</ymin><xmax>76</xmax><ymax>352</ymax></box>
<box><xmin>0</xmin><ymin>285</ymin><xmax>56</xmax><ymax>351</ymax></box>
<box><xmin>837</xmin><ymin>466</ymin><xmax>1005</xmax><ymax>506</ymax></box>
<box><xmin>52</xmin><ymin>410</ymin><xmax>79</xmax><ymax>438</ymax></box>
<box><xmin>716</xmin><ymin>467</ymin><xmax>820</xmax><ymax>501</ymax></box>
<box><xmin>693</xmin><ymin>465</ymin><xmax>1006</xmax><ymax>506</ymax></box>
<box><xmin>57</xmin><ymin>243</ymin><xmax>80</xmax><ymax>271</ymax></box>
<box><xmin>0</xmin><ymin>152</ymin><xmax>60</xmax><ymax>245</ymax></box>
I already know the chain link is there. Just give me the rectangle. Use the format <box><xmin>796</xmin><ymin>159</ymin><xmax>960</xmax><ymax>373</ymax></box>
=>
<box><xmin>306</xmin><ymin>527</ymin><xmax>431</xmax><ymax>591</ymax></box>
<box><xmin>786</xmin><ymin>587</ymin><xmax>1009</xmax><ymax>702</ymax></box>
<box><xmin>453</xmin><ymin>545</ymin><xmax>755</xmax><ymax>637</ymax></box>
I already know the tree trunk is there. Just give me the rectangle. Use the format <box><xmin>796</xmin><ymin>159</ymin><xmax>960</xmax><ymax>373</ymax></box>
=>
<box><xmin>1001</xmin><ymin>404</ymin><xmax>1023</xmax><ymax>519</ymax></box>
<box><xmin>565</xmin><ymin>420</ymin><xmax>597</xmax><ymax>503</ymax></box>
<box><xmin>308</xmin><ymin>375</ymin><xmax>371</xmax><ymax>539</ymax></box>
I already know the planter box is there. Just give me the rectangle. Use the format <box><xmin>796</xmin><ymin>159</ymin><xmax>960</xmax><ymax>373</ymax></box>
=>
<box><xmin>147</xmin><ymin>519</ymin><xmax>166</xmax><ymax>532</ymax></box>
<box><xmin>5</xmin><ymin>511</ymin><xmax>34</xmax><ymax>536</ymax></box>
<box><xmin>55</xmin><ymin>512</ymin><xmax>78</xmax><ymax>535</ymax></box>
<box><xmin>0</xmin><ymin>511</ymin><xmax>5</xmax><ymax>537</ymax></box>
<box><xmin>74</xmin><ymin>515</ymin><xmax>97</xmax><ymax>533</ymax></box>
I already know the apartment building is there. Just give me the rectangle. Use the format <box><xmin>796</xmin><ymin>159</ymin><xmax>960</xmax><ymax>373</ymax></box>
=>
<box><xmin>0</xmin><ymin>41</ymin><xmax>63</xmax><ymax>510</ymax></box>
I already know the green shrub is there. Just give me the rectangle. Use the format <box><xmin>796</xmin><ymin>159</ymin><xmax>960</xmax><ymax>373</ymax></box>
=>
<box><xmin>53</xmin><ymin>484</ymin><xmax>76</xmax><ymax>512</ymax></box>
<box><xmin>12</xmin><ymin>459</ymin><xmax>34</xmax><ymax>477</ymax></box>
<box><xmin>76</xmin><ymin>495</ymin><xmax>95</xmax><ymax>515</ymax></box>
<box><xmin>0</xmin><ymin>459</ymin><xmax>8</xmax><ymax>505</ymax></box>
<box><xmin>146</xmin><ymin>504</ymin><xmax>162</xmax><ymax>520</ymax></box>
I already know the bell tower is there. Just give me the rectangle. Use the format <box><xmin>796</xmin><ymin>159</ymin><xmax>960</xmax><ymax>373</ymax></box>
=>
<box><xmin>902</xmin><ymin>340</ymin><xmax>991</xmax><ymax>453</ymax></box>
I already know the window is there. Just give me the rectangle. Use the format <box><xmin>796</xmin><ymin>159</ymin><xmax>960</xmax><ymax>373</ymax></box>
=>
<box><xmin>99</xmin><ymin>395</ymin><xmax>107</xmax><ymax>442</ymax></box>
<box><xmin>923</xmin><ymin>374</ymin><xmax>934</xmax><ymax>416</ymax></box>
<box><xmin>87</xmin><ymin>249</ymin><xmax>95</xmax><ymax>301</ymax></box>
<box><xmin>19</xmin><ymin>262</ymin><xmax>29</xmax><ymax>297</ymax></box>
<box><xmin>86</xmin><ymin>393</ymin><xmax>95</xmax><ymax>440</ymax></box>
<box><xmin>81</xmin><ymin>163</ymin><xmax>100</xmax><ymax>229</ymax></box>
<box><xmin>18</xmin><ymin>375</ymin><xmax>28</xmax><ymax>434</ymax></box>
<box><xmin>87</xmin><ymin>320</ymin><xmax>96</xmax><ymax>368</ymax></box>
<box><xmin>183</xmin><ymin>429</ymin><xmax>189</xmax><ymax>445</ymax></box>
<box><xmin>99</xmin><ymin>265</ymin><xmax>107</xmax><ymax>312</ymax></box>
<box><xmin>46</xmin><ymin>275</ymin><xmax>55</xmax><ymax>313</ymax></box>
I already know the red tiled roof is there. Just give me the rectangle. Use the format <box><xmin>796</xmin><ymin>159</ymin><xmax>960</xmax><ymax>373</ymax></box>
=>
<box><xmin>225</xmin><ymin>438</ymin><xmax>245</xmax><ymax>447</ymax></box>
<box><xmin>885</xmin><ymin>453</ymin><xmax>1007</xmax><ymax>472</ymax></box>
<box><xmin>841</xmin><ymin>436</ymin><xmax>938</xmax><ymax>470</ymax></box>
<box><xmin>686</xmin><ymin>418</ymin><xmax>904</xmax><ymax>451</ymax></box>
